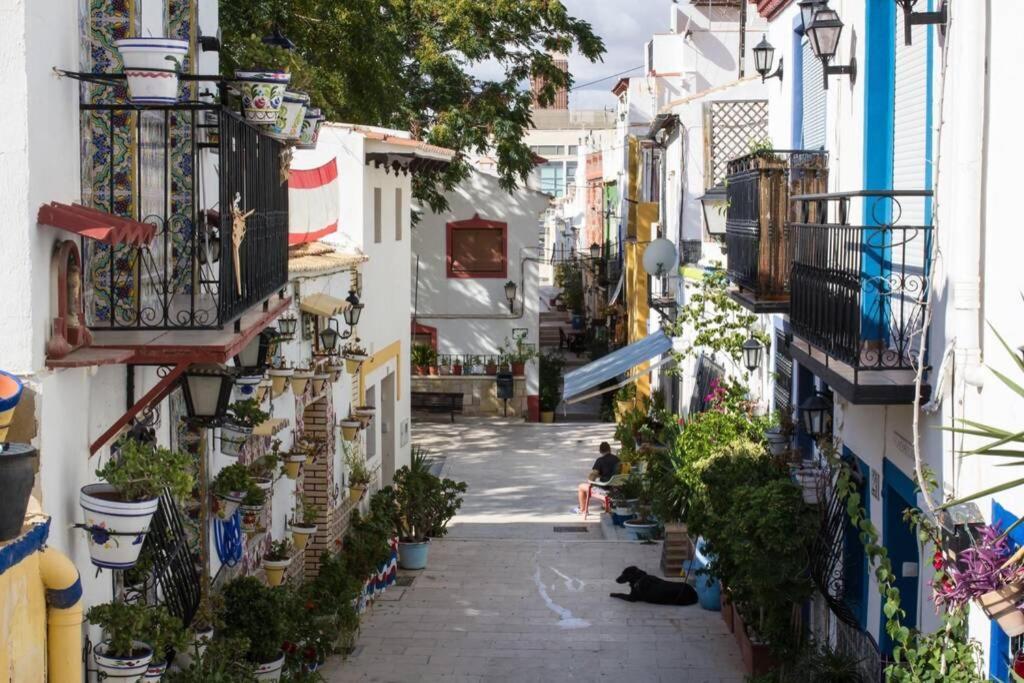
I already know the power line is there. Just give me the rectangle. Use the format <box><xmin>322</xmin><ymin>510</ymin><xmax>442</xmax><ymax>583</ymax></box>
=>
<box><xmin>569</xmin><ymin>65</ymin><xmax>644</xmax><ymax>92</ymax></box>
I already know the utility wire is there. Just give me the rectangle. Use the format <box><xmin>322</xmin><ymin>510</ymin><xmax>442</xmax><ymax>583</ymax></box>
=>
<box><xmin>569</xmin><ymin>65</ymin><xmax>644</xmax><ymax>92</ymax></box>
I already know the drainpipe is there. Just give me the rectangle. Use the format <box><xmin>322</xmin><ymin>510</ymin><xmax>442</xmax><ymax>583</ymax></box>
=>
<box><xmin>948</xmin><ymin>0</ymin><xmax>986</xmax><ymax>389</ymax></box>
<box><xmin>38</xmin><ymin>547</ymin><xmax>83</xmax><ymax>683</ymax></box>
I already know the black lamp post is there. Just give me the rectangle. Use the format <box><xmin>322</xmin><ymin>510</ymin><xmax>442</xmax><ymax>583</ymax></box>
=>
<box><xmin>805</xmin><ymin>7</ymin><xmax>857</xmax><ymax>90</ymax></box>
<box><xmin>343</xmin><ymin>289</ymin><xmax>363</xmax><ymax>329</ymax></box>
<box><xmin>504</xmin><ymin>280</ymin><xmax>517</xmax><ymax>313</ymax></box>
<box><xmin>799</xmin><ymin>392</ymin><xmax>833</xmax><ymax>439</ymax></box>
<box><xmin>181</xmin><ymin>365</ymin><xmax>235</xmax><ymax>425</ymax></box>
<box><xmin>277</xmin><ymin>313</ymin><xmax>298</xmax><ymax>341</ymax></box>
<box><xmin>752</xmin><ymin>36</ymin><xmax>783</xmax><ymax>83</ymax></box>
<box><xmin>742</xmin><ymin>337</ymin><xmax>764</xmax><ymax>372</ymax></box>
<box><xmin>319</xmin><ymin>319</ymin><xmax>342</xmax><ymax>353</ymax></box>
<box><xmin>234</xmin><ymin>328</ymin><xmax>278</xmax><ymax>373</ymax></box>
<box><xmin>894</xmin><ymin>0</ymin><xmax>947</xmax><ymax>46</ymax></box>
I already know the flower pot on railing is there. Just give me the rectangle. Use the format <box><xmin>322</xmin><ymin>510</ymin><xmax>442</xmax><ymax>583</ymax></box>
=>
<box><xmin>220</xmin><ymin>421</ymin><xmax>253</xmax><ymax>457</ymax></box>
<box><xmin>485</xmin><ymin>362</ymin><xmax>498</xmax><ymax>375</ymax></box>
<box><xmin>255</xmin><ymin>380</ymin><xmax>272</xmax><ymax>404</ymax></box>
<box><xmin>353</xmin><ymin>406</ymin><xmax>375</xmax><ymax>423</ymax></box>
<box><xmin>289</xmin><ymin>522</ymin><xmax>317</xmax><ymax>551</ymax></box>
<box><xmin>268</xmin><ymin>367</ymin><xmax>293</xmax><ymax>396</ymax></box>
<box><xmin>254</xmin><ymin>652</ymin><xmax>286</xmax><ymax>682</ymax></box>
<box><xmin>234</xmin><ymin>70</ymin><xmax>291</xmax><ymax>126</ymax></box>
<box><xmin>327</xmin><ymin>359</ymin><xmax>345</xmax><ymax>382</ymax></box>
<box><xmin>283</xmin><ymin>454</ymin><xmax>305</xmax><ymax>480</ymax></box>
<box><xmin>266</xmin><ymin>91</ymin><xmax>309</xmax><ymax>141</ymax></box>
<box><xmin>296</xmin><ymin>108</ymin><xmax>324</xmax><ymax>150</ymax></box>
<box><xmin>340</xmin><ymin>419</ymin><xmax>362</xmax><ymax>442</ymax></box>
<box><xmin>262</xmin><ymin>556</ymin><xmax>291</xmax><ymax>587</ymax></box>
<box><xmin>292</xmin><ymin>369</ymin><xmax>314</xmax><ymax>396</ymax></box>
<box><xmin>95</xmin><ymin>640</ymin><xmax>154</xmax><ymax>682</ymax></box>
<box><xmin>114</xmin><ymin>38</ymin><xmax>189</xmax><ymax>104</ymax></box>
<box><xmin>451</xmin><ymin>364</ymin><xmax>463</xmax><ymax>376</ymax></box>
<box><xmin>511</xmin><ymin>362</ymin><xmax>525</xmax><ymax>375</ymax></box>
<box><xmin>978</xmin><ymin>583</ymin><xmax>1024</xmax><ymax>636</ymax></box>
<box><xmin>79</xmin><ymin>483</ymin><xmax>160</xmax><ymax>569</ymax></box>
<box><xmin>0</xmin><ymin>370</ymin><xmax>24</xmax><ymax>442</ymax></box>
<box><xmin>235</xmin><ymin>373</ymin><xmax>263</xmax><ymax>398</ymax></box>
<box><xmin>0</xmin><ymin>443</ymin><xmax>37</xmax><ymax>541</ymax></box>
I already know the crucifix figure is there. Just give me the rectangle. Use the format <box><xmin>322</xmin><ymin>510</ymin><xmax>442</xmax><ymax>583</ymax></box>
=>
<box><xmin>230</xmin><ymin>194</ymin><xmax>255</xmax><ymax>295</ymax></box>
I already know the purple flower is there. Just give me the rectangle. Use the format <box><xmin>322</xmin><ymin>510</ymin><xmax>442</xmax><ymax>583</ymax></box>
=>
<box><xmin>934</xmin><ymin>523</ymin><xmax>1024</xmax><ymax>609</ymax></box>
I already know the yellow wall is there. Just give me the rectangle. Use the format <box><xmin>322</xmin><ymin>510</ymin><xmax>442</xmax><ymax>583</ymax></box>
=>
<box><xmin>359</xmin><ymin>339</ymin><xmax>403</xmax><ymax>403</ymax></box>
<box><xmin>0</xmin><ymin>552</ymin><xmax>48</xmax><ymax>682</ymax></box>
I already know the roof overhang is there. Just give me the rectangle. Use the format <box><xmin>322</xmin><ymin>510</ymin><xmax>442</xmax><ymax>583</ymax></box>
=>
<box><xmin>38</xmin><ymin>202</ymin><xmax>157</xmax><ymax>246</ymax></box>
<box><xmin>365</xmin><ymin>152</ymin><xmax>452</xmax><ymax>176</ymax></box>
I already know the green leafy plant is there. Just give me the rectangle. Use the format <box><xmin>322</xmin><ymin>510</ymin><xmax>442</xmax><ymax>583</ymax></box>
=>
<box><xmin>165</xmin><ymin>636</ymin><xmax>257</xmax><ymax>682</ymax></box>
<box><xmin>249</xmin><ymin>452</ymin><xmax>280</xmax><ymax>481</ymax></box>
<box><xmin>292</xmin><ymin>495</ymin><xmax>319</xmax><ymax>527</ymax></box>
<box><xmin>86</xmin><ymin>602</ymin><xmax>185</xmax><ymax>659</ymax></box>
<box><xmin>411</xmin><ymin>343</ymin><xmax>436</xmax><ymax>367</ymax></box>
<box><xmin>221</xmin><ymin>577</ymin><xmax>288</xmax><ymax>665</ymax></box>
<box><xmin>265</xmin><ymin>538</ymin><xmax>292</xmax><ymax>562</ymax></box>
<box><xmin>410</xmin><ymin>445</ymin><xmax>432</xmax><ymax>474</ymax></box>
<box><xmin>344</xmin><ymin>446</ymin><xmax>374</xmax><ymax>486</ymax></box>
<box><xmin>377</xmin><ymin>466</ymin><xmax>467</xmax><ymax>542</ymax></box>
<box><xmin>614</xmin><ymin>383</ymin><xmax>637</xmax><ymax>403</ymax></box>
<box><xmin>227</xmin><ymin>399</ymin><xmax>269</xmax><ymax>429</ymax></box>
<box><xmin>97</xmin><ymin>436</ymin><xmax>194</xmax><ymax>501</ymax></box>
<box><xmin>241</xmin><ymin>484</ymin><xmax>266</xmax><ymax>507</ymax></box>
<box><xmin>211</xmin><ymin>463</ymin><xmax>254</xmax><ymax>498</ymax></box>
<box><xmin>539</xmin><ymin>351</ymin><xmax>565</xmax><ymax>411</ymax></box>
<box><xmin>499</xmin><ymin>336</ymin><xmax>537</xmax><ymax>365</ymax></box>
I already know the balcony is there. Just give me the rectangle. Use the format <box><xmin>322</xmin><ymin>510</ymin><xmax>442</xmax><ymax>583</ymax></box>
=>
<box><xmin>725</xmin><ymin>150</ymin><xmax>828</xmax><ymax>312</ymax></box>
<box><xmin>788</xmin><ymin>190</ymin><xmax>933</xmax><ymax>404</ymax></box>
<box><xmin>79</xmin><ymin>102</ymin><xmax>289</xmax><ymax>331</ymax></box>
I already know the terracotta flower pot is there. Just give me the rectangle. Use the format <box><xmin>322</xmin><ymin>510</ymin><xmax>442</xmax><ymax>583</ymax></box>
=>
<box><xmin>289</xmin><ymin>523</ymin><xmax>317</xmax><ymax>551</ymax></box>
<box><xmin>349</xmin><ymin>484</ymin><xmax>366</xmax><ymax>503</ymax></box>
<box><xmin>414</xmin><ymin>365</ymin><xmax>426</xmax><ymax>376</ymax></box>
<box><xmin>263</xmin><ymin>557</ymin><xmax>291</xmax><ymax>587</ymax></box>
<box><xmin>283</xmin><ymin>455</ymin><xmax>305</xmax><ymax>480</ymax></box>
<box><xmin>485</xmin><ymin>363</ymin><xmax>498</xmax><ymax>375</ymax></box>
<box><xmin>292</xmin><ymin>370</ymin><xmax>314</xmax><ymax>396</ymax></box>
<box><xmin>451</xmin><ymin>365</ymin><xmax>463</xmax><ymax>376</ymax></box>
<box><xmin>511</xmin><ymin>362</ymin><xmax>525</xmax><ymax>375</ymax></box>
<box><xmin>268</xmin><ymin>367</ymin><xmax>293</xmax><ymax>396</ymax></box>
<box><xmin>340</xmin><ymin>420</ymin><xmax>362</xmax><ymax>441</ymax></box>
<box><xmin>0</xmin><ymin>370</ymin><xmax>25</xmax><ymax>442</ymax></box>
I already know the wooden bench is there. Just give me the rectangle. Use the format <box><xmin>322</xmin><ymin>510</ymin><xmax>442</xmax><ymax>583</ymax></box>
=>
<box><xmin>411</xmin><ymin>392</ymin><xmax>464</xmax><ymax>423</ymax></box>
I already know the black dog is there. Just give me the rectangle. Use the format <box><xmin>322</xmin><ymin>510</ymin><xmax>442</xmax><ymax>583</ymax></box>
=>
<box><xmin>610</xmin><ymin>566</ymin><xmax>699</xmax><ymax>606</ymax></box>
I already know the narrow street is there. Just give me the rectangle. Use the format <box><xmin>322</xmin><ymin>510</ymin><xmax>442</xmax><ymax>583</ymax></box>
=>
<box><xmin>323</xmin><ymin>419</ymin><xmax>745</xmax><ymax>682</ymax></box>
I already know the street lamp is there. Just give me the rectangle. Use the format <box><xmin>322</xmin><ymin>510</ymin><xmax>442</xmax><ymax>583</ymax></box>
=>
<box><xmin>805</xmin><ymin>7</ymin><xmax>857</xmax><ymax>90</ymax></box>
<box><xmin>798</xmin><ymin>0</ymin><xmax>827</xmax><ymax>33</ymax></box>
<box><xmin>698</xmin><ymin>187</ymin><xmax>728</xmax><ymax>236</ymax></box>
<box><xmin>799</xmin><ymin>392</ymin><xmax>833</xmax><ymax>439</ymax></box>
<box><xmin>277</xmin><ymin>313</ymin><xmax>298</xmax><ymax>341</ymax></box>
<box><xmin>752</xmin><ymin>36</ymin><xmax>783</xmax><ymax>83</ymax></box>
<box><xmin>319</xmin><ymin>319</ymin><xmax>342</xmax><ymax>353</ymax></box>
<box><xmin>894</xmin><ymin>0</ymin><xmax>947</xmax><ymax>46</ymax></box>
<box><xmin>343</xmin><ymin>289</ymin><xmax>363</xmax><ymax>328</ymax></box>
<box><xmin>234</xmin><ymin>328</ymin><xmax>279</xmax><ymax>373</ymax></box>
<box><xmin>504</xmin><ymin>280</ymin><xmax>517</xmax><ymax>313</ymax></box>
<box><xmin>181</xmin><ymin>364</ymin><xmax>235</xmax><ymax>425</ymax></box>
<box><xmin>742</xmin><ymin>337</ymin><xmax>764</xmax><ymax>372</ymax></box>
<box><xmin>589</xmin><ymin>242</ymin><xmax>601</xmax><ymax>261</ymax></box>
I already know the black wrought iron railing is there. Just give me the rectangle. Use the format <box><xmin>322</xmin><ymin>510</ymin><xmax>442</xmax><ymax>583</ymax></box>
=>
<box><xmin>789</xmin><ymin>190</ymin><xmax>932</xmax><ymax>375</ymax></box>
<box><xmin>725</xmin><ymin>150</ymin><xmax>828</xmax><ymax>302</ymax></box>
<box><xmin>80</xmin><ymin>102</ymin><xmax>288</xmax><ymax>330</ymax></box>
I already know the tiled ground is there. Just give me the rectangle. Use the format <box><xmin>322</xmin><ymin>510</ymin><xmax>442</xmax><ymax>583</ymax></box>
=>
<box><xmin>321</xmin><ymin>419</ymin><xmax>745</xmax><ymax>682</ymax></box>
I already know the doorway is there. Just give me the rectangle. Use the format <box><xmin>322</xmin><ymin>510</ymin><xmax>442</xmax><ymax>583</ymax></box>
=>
<box><xmin>879</xmin><ymin>458</ymin><xmax>919</xmax><ymax>655</ymax></box>
<box><xmin>381</xmin><ymin>373</ymin><xmax>396</xmax><ymax>484</ymax></box>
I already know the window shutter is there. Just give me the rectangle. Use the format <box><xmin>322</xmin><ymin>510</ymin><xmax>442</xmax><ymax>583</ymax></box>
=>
<box><xmin>801</xmin><ymin>40</ymin><xmax>826</xmax><ymax>150</ymax></box>
<box><xmin>395</xmin><ymin>188</ymin><xmax>403</xmax><ymax>240</ymax></box>
<box><xmin>373</xmin><ymin>187</ymin><xmax>382</xmax><ymax>243</ymax></box>
<box><xmin>893</xmin><ymin>10</ymin><xmax>929</xmax><ymax>274</ymax></box>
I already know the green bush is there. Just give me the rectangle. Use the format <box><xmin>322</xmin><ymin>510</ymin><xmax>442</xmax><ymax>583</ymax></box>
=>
<box><xmin>221</xmin><ymin>577</ymin><xmax>288</xmax><ymax>665</ymax></box>
<box><xmin>377</xmin><ymin>466</ymin><xmax>466</xmax><ymax>541</ymax></box>
<box><xmin>538</xmin><ymin>351</ymin><xmax>565</xmax><ymax>411</ymax></box>
<box><xmin>96</xmin><ymin>437</ymin><xmax>194</xmax><ymax>502</ymax></box>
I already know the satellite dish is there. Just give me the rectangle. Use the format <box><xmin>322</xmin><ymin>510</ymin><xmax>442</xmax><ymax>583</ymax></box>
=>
<box><xmin>642</xmin><ymin>238</ymin><xmax>678</xmax><ymax>277</ymax></box>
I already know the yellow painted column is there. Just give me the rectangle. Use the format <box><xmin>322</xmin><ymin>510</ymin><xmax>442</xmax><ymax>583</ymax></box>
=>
<box><xmin>358</xmin><ymin>339</ymin><xmax>403</xmax><ymax>404</ymax></box>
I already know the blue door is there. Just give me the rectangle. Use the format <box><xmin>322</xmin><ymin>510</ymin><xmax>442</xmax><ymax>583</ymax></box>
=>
<box><xmin>879</xmin><ymin>459</ymin><xmax>919</xmax><ymax>655</ymax></box>
<box><xmin>842</xmin><ymin>448</ymin><xmax>870</xmax><ymax>629</ymax></box>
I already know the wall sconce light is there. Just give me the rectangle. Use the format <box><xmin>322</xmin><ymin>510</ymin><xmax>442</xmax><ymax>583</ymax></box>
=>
<box><xmin>343</xmin><ymin>289</ymin><xmax>364</xmax><ymax>328</ymax></box>
<box><xmin>894</xmin><ymin>0</ymin><xmax>947</xmax><ymax>45</ymax></box>
<box><xmin>181</xmin><ymin>364</ymin><xmax>235</xmax><ymax>425</ymax></box>
<box><xmin>234</xmin><ymin>327</ymin><xmax>279</xmax><ymax>373</ymax></box>
<box><xmin>742</xmin><ymin>337</ymin><xmax>764</xmax><ymax>372</ymax></box>
<box><xmin>504</xmin><ymin>280</ymin><xmax>517</xmax><ymax>313</ymax></box>
<box><xmin>589</xmin><ymin>242</ymin><xmax>601</xmax><ymax>261</ymax></box>
<box><xmin>798</xmin><ymin>0</ymin><xmax>827</xmax><ymax>33</ymax></box>
<box><xmin>319</xmin><ymin>319</ymin><xmax>342</xmax><ymax>353</ymax></box>
<box><xmin>805</xmin><ymin>7</ymin><xmax>857</xmax><ymax>90</ymax></box>
<box><xmin>277</xmin><ymin>313</ymin><xmax>298</xmax><ymax>340</ymax></box>
<box><xmin>799</xmin><ymin>391</ymin><xmax>833</xmax><ymax>439</ymax></box>
<box><xmin>753</xmin><ymin>36</ymin><xmax>783</xmax><ymax>83</ymax></box>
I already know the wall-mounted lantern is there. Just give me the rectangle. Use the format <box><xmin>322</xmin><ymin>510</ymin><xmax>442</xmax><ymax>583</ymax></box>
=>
<box><xmin>181</xmin><ymin>364</ymin><xmax>235</xmax><ymax>425</ymax></box>
<box><xmin>742</xmin><ymin>337</ymin><xmax>764</xmax><ymax>372</ymax></box>
<box><xmin>234</xmin><ymin>327</ymin><xmax>279</xmax><ymax>373</ymax></box>
<box><xmin>698</xmin><ymin>187</ymin><xmax>728</xmax><ymax>236</ymax></box>
<box><xmin>798</xmin><ymin>0</ymin><xmax>827</xmax><ymax>33</ymax></box>
<box><xmin>277</xmin><ymin>313</ymin><xmax>298</xmax><ymax>341</ymax></box>
<box><xmin>753</xmin><ymin>36</ymin><xmax>783</xmax><ymax>83</ymax></box>
<box><xmin>319</xmin><ymin>319</ymin><xmax>342</xmax><ymax>353</ymax></box>
<box><xmin>894</xmin><ymin>0</ymin><xmax>947</xmax><ymax>46</ymax></box>
<box><xmin>343</xmin><ymin>289</ymin><xmax>364</xmax><ymax>328</ymax></box>
<box><xmin>799</xmin><ymin>392</ymin><xmax>833</xmax><ymax>439</ymax></box>
<box><xmin>589</xmin><ymin>242</ymin><xmax>601</xmax><ymax>261</ymax></box>
<box><xmin>805</xmin><ymin>7</ymin><xmax>857</xmax><ymax>90</ymax></box>
<box><xmin>504</xmin><ymin>280</ymin><xmax>517</xmax><ymax>313</ymax></box>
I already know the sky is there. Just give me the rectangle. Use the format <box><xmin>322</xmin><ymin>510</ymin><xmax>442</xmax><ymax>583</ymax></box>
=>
<box><xmin>559</xmin><ymin>0</ymin><xmax>676</xmax><ymax>110</ymax></box>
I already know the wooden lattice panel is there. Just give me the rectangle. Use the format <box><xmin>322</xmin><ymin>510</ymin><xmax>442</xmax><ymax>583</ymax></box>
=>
<box><xmin>704</xmin><ymin>100</ymin><xmax>769</xmax><ymax>189</ymax></box>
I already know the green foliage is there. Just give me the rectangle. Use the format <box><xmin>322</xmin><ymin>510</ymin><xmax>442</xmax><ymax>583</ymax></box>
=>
<box><xmin>294</xmin><ymin>495</ymin><xmax>320</xmax><ymax>527</ymax></box>
<box><xmin>499</xmin><ymin>336</ymin><xmax>537</xmax><ymax>365</ymax></box>
<box><xmin>211</xmin><ymin>463</ymin><xmax>254</xmax><ymax>498</ymax></box>
<box><xmin>264</xmin><ymin>538</ymin><xmax>292</xmax><ymax>561</ymax></box>
<box><xmin>666</xmin><ymin>265</ymin><xmax>766</xmax><ymax>365</ymax></box>
<box><xmin>221</xmin><ymin>577</ymin><xmax>288</xmax><ymax>664</ymax></box>
<box><xmin>249</xmin><ymin>452</ymin><xmax>280</xmax><ymax>481</ymax></box>
<box><xmin>227</xmin><ymin>399</ymin><xmax>270</xmax><ymax>429</ymax></box>
<box><xmin>555</xmin><ymin>261</ymin><xmax>585</xmax><ymax>313</ymax></box>
<box><xmin>96</xmin><ymin>436</ymin><xmax>194</xmax><ymax>502</ymax></box>
<box><xmin>165</xmin><ymin>636</ymin><xmax>257</xmax><ymax>682</ymax></box>
<box><xmin>241</xmin><ymin>484</ymin><xmax>266</xmax><ymax>507</ymax></box>
<box><xmin>86</xmin><ymin>602</ymin><xmax>185</xmax><ymax>659</ymax></box>
<box><xmin>411</xmin><ymin>343</ymin><xmax>437</xmax><ymax>367</ymax></box>
<box><xmin>344</xmin><ymin>446</ymin><xmax>374</xmax><ymax>486</ymax></box>
<box><xmin>614</xmin><ymin>383</ymin><xmax>637</xmax><ymax>402</ymax></box>
<box><xmin>377</xmin><ymin>466</ymin><xmax>467</xmax><ymax>541</ymax></box>
<box><xmin>219</xmin><ymin>0</ymin><xmax>604</xmax><ymax>213</ymax></box>
<box><xmin>539</xmin><ymin>351</ymin><xmax>565</xmax><ymax>411</ymax></box>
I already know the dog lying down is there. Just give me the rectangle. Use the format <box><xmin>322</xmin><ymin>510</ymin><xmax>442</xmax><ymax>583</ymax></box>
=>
<box><xmin>610</xmin><ymin>566</ymin><xmax>699</xmax><ymax>606</ymax></box>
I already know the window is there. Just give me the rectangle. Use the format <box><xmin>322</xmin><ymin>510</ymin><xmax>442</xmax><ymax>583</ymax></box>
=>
<box><xmin>567</xmin><ymin>145</ymin><xmax>578</xmax><ymax>156</ymax></box>
<box><xmin>412</xmin><ymin>322</ymin><xmax>437</xmax><ymax>350</ymax></box>
<box><xmin>566</xmin><ymin>162</ymin><xmax>578</xmax><ymax>196</ymax></box>
<box><xmin>530</xmin><ymin>144</ymin><xmax>565</xmax><ymax>156</ymax></box>
<box><xmin>446</xmin><ymin>215</ymin><xmax>507</xmax><ymax>278</ymax></box>
<box><xmin>373</xmin><ymin>187</ymin><xmax>382</xmax><ymax>243</ymax></box>
<box><xmin>395</xmin><ymin>188</ymin><xmax>403</xmax><ymax>240</ymax></box>
<box><xmin>539</xmin><ymin>162</ymin><xmax>566</xmax><ymax>197</ymax></box>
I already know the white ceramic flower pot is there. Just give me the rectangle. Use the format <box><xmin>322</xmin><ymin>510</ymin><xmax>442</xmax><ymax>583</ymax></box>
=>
<box><xmin>144</xmin><ymin>659</ymin><xmax>168</xmax><ymax>681</ymax></box>
<box><xmin>235</xmin><ymin>71</ymin><xmax>291</xmax><ymax>126</ymax></box>
<box><xmin>267</xmin><ymin>91</ymin><xmax>309</xmax><ymax>141</ymax></box>
<box><xmin>221</xmin><ymin>421</ymin><xmax>253</xmax><ymax>457</ymax></box>
<box><xmin>240</xmin><ymin>504</ymin><xmax>264</xmax><ymax>533</ymax></box>
<box><xmin>289</xmin><ymin>523</ymin><xmax>317</xmax><ymax>551</ymax></box>
<box><xmin>235</xmin><ymin>373</ymin><xmax>264</xmax><ymax>398</ymax></box>
<box><xmin>114</xmin><ymin>38</ymin><xmax>188</xmax><ymax>105</ymax></box>
<box><xmin>297</xmin><ymin>108</ymin><xmax>324</xmax><ymax>149</ymax></box>
<box><xmin>94</xmin><ymin>640</ymin><xmax>154</xmax><ymax>683</ymax></box>
<box><xmin>79</xmin><ymin>484</ymin><xmax>159</xmax><ymax>569</ymax></box>
<box><xmin>254</xmin><ymin>477</ymin><xmax>273</xmax><ymax>492</ymax></box>
<box><xmin>254</xmin><ymin>652</ymin><xmax>286</xmax><ymax>681</ymax></box>
<box><xmin>213</xmin><ymin>492</ymin><xmax>244</xmax><ymax>521</ymax></box>
<box><xmin>343</xmin><ymin>353</ymin><xmax>369</xmax><ymax>374</ymax></box>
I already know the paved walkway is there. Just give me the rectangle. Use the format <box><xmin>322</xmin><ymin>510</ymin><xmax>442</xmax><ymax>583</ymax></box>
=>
<box><xmin>322</xmin><ymin>419</ymin><xmax>745</xmax><ymax>682</ymax></box>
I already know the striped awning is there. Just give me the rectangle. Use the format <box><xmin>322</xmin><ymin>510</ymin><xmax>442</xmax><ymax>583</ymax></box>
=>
<box><xmin>299</xmin><ymin>292</ymin><xmax>348</xmax><ymax>318</ymax></box>
<box><xmin>562</xmin><ymin>330</ymin><xmax>673</xmax><ymax>402</ymax></box>
<box><xmin>288</xmin><ymin>159</ymin><xmax>339</xmax><ymax>245</ymax></box>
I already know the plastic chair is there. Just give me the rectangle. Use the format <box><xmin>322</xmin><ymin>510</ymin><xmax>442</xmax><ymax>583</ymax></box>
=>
<box><xmin>583</xmin><ymin>473</ymin><xmax>630</xmax><ymax>519</ymax></box>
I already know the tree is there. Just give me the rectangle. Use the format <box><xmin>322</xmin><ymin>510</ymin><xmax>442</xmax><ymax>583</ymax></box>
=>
<box><xmin>219</xmin><ymin>0</ymin><xmax>605</xmax><ymax>211</ymax></box>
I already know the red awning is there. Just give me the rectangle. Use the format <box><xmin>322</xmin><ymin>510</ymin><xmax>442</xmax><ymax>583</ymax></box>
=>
<box><xmin>38</xmin><ymin>202</ymin><xmax>157</xmax><ymax>246</ymax></box>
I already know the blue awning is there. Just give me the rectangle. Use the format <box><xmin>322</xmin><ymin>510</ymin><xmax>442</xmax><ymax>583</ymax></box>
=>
<box><xmin>562</xmin><ymin>330</ymin><xmax>673</xmax><ymax>402</ymax></box>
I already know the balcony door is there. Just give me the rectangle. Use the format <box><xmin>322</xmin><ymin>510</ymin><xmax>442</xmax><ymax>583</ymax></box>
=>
<box><xmin>878</xmin><ymin>459</ymin><xmax>919</xmax><ymax>656</ymax></box>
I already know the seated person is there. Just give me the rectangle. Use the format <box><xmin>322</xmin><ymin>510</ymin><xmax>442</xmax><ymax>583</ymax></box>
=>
<box><xmin>573</xmin><ymin>442</ymin><xmax>620</xmax><ymax>515</ymax></box>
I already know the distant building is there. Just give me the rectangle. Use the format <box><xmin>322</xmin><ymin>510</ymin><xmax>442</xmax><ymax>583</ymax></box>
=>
<box><xmin>530</xmin><ymin>52</ymin><xmax>569</xmax><ymax>110</ymax></box>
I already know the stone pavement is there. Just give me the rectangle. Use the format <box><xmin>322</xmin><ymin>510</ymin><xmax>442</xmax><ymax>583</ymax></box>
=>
<box><xmin>321</xmin><ymin>419</ymin><xmax>745</xmax><ymax>682</ymax></box>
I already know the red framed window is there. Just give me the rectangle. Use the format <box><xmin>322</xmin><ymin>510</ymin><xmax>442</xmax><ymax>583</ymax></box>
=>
<box><xmin>446</xmin><ymin>214</ymin><xmax>508</xmax><ymax>279</ymax></box>
<box><xmin>412</xmin><ymin>322</ymin><xmax>437</xmax><ymax>350</ymax></box>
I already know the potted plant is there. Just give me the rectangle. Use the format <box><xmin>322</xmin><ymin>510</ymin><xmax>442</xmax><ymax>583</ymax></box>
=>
<box><xmin>288</xmin><ymin>496</ymin><xmax>319</xmax><ymax>551</ymax></box>
<box><xmin>379</xmin><ymin>465</ymin><xmax>466</xmax><ymax>570</ymax></box>
<box><xmin>342</xmin><ymin>339</ymin><xmax>369</xmax><ymax>374</ymax></box>
<box><xmin>169</xmin><ymin>635</ymin><xmax>256</xmax><ymax>682</ymax></box>
<box><xmin>538</xmin><ymin>351</ymin><xmax>564</xmax><ymax>423</ymax></box>
<box><xmin>81</xmin><ymin>437</ymin><xmax>193</xmax><ymax>569</ymax></box>
<box><xmin>233</xmin><ymin>42</ymin><xmax>292</xmax><ymax>126</ymax></box>
<box><xmin>352</xmin><ymin>404</ymin><xmax>376</xmax><ymax>425</ymax></box>
<box><xmin>451</xmin><ymin>357</ymin><xmax>463</xmax><ymax>376</ymax></box>
<box><xmin>143</xmin><ymin>605</ymin><xmax>189</xmax><ymax>681</ymax></box>
<box><xmin>411</xmin><ymin>343</ymin><xmax>434</xmax><ymax>376</ymax></box>
<box><xmin>221</xmin><ymin>577</ymin><xmax>288</xmax><ymax>680</ymax></box>
<box><xmin>614</xmin><ymin>384</ymin><xmax>637</xmax><ymax>422</ymax></box>
<box><xmin>340</xmin><ymin>416</ymin><xmax>363</xmax><ymax>442</ymax></box>
<box><xmin>345</xmin><ymin>448</ymin><xmax>373</xmax><ymax>502</ymax></box>
<box><xmin>249</xmin><ymin>452</ymin><xmax>279</xmax><ymax>490</ymax></box>
<box><xmin>221</xmin><ymin>399</ymin><xmax>269</xmax><ymax>457</ymax></box>
<box><xmin>262</xmin><ymin>539</ymin><xmax>293</xmax><ymax>588</ymax></box>
<box><xmin>793</xmin><ymin>464</ymin><xmax>824</xmax><ymax>505</ymax></box>
<box><xmin>87</xmin><ymin>601</ymin><xmax>184</xmax><ymax>683</ymax></box>
<box><xmin>238</xmin><ymin>485</ymin><xmax>267</xmax><ymax>534</ymax></box>
<box><xmin>484</xmin><ymin>356</ymin><xmax>498</xmax><ymax>375</ymax></box>
<box><xmin>266</xmin><ymin>90</ymin><xmax>309</xmax><ymax>141</ymax></box>
<box><xmin>311</xmin><ymin>370</ymin><xmax>331</xmax><ymax>396</ymax></box>
<box><xmin>0</xmin><ymin>369</ymin><xmax>24</xmax><ymax>442</ymax></box>
<box><xmin>114</xmin><ymin>37</ymin><xmax>189</xmax><ymax>105</ymax></box>
<box><xmin>292</xmin><ymin>366</ymin><xmax>315</xmax><ymax>395</ymax></box>
<box><xmin>326</xmin><ymin>355</ymin><xmax>345</xmax><ymax>381</ymax></box>
<box><xmin>623</xmin><ymin>476</ymin><xmax>658</xmax><ymax>540</ymax></box>
<box><xmin>500</xmin><ymin>336</ymin><xmax>537</xmax><ymax>376</ymax></box>
<box><xmin>0</xmin><ymin>442</ymin><xmax>37</xmax><ymax>542</ymax></box>
<box><xmin>936</xmin><ymin>524</ymin><xmax>1024</xmax><ymax>636</ymax></box>
<box><xmin>268</xmin><ymin>364</ymin><xmax>294</xmax><ymax>397</ymax></box>
<box><xmin>210</xmin><ymin>463</ymin><xmax>253</xmax><ymax>521</ymax></box>
<box><xmin>282</xmin><ymin>447</ymin><xmax>306</xmax><ymax>480</ymax></box>
<box><xmin>174</xmin><ymin>594</ymin><xmax>222</xmax><ymax>671</ymax></box>
<box><xmin>437</xmin><ymin>354</ymin><xmax>451</xmax><ymax>376</ymax></box>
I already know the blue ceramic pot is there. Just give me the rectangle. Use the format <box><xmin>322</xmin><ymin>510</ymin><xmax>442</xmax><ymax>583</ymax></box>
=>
<box><xmin>398</xmin><ymin>539</ymin><xmax>430</xmax><ymax>569</ymax></box>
